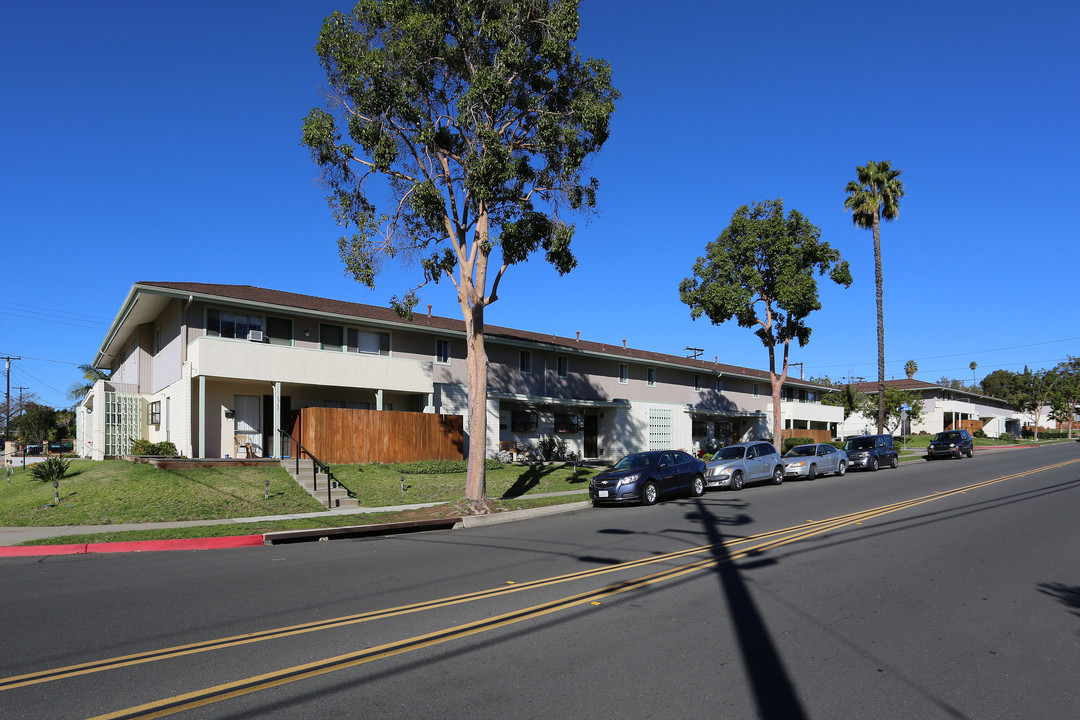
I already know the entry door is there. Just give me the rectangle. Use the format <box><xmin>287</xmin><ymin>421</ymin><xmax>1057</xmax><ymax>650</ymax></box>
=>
<box><xmin>584</xmin><ymin>415</ymin><xmax>598</xmax><ymax>458</ymax></box>
<box><xmin>235</xmin><ymin>395</ymin><xmax>261</xmax><ymax>456</ymax></box>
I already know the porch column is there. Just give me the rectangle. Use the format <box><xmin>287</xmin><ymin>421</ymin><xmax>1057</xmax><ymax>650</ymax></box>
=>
<box><xmin>272</xmin><ymin>381</ymin><xmax>282</xmax><ymax>459</ymax></box>
<box><xmin>375</xmin><ymin>389</ymin><xmax>384</xmax><ymax>411</ymax></box>
<box><xmin>198</xmin><ymin>375</ymin><xmax>206</xmax><ymax>459</ymax></box>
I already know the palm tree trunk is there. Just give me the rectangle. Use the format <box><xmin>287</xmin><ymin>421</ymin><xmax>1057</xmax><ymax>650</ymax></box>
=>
<box><xmin>873</xmin><ymin>213</ymin><xmax>885</xmax><ymax>434</ymax></box>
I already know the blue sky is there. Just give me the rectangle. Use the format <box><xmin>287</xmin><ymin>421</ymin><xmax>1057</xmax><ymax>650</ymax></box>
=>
<box><xmin>2</xmin><ymin>0</ymin><xmax>1078</xmax><ymax>410</ymax></box>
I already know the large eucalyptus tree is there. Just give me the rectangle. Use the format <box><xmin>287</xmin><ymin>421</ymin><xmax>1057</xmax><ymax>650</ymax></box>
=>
<box><xmin>302</xmin><ymin>0</ymin><xmax>618</xmax><ymax>511</ymax></box>
<box><xmin>844</xmin><ymin>160</ymin><xmax>905</xmax><ymax>434</ymax></box>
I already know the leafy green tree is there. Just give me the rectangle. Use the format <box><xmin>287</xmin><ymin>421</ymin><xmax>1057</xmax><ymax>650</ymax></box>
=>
<box><xmin>844</xmin><ymin>160</ymin><xmax>905</xmax><ymax>434</ymax></box>
<box><xmin>860</xmin><ymin>386</ymin><xmax>923</xmax><ymax>435</ymax></box>
<box><xmin>938</xmin><ymin>377</ymin><xmax>967</xmax><ymax>391</ymax></box>
<box><xmin>67</xmin><ymin>363</ymin><xmax>109</xmax><ymax>402</ymax></box>
<box><xmin>981</xmin><ymin>369</ymin><xmax>1018</xmax><ymax>399</ymax></box>
<box><xmin>904</xmin><ymin>359</ymin><xmax>918</xmax><ymax>379</ymax></box>
<box><xmin>680</xmin><ymin>199</ymin><xmax>852</xmax><ymax>446</ymax></box>
<box><xmin>1047</xmin><ymin>356</ymin><xmax>1080</xmax><ymax>439</ymax></box>
<box><xmin>1012</xmin><ymin>367</ymin><xmax>1055</xmax><ymax>441</ymax></box>
<box><xmin>301</xmin><ymin>0</ymin><xmax>618</xmax><ymax>510</ymax></box>
<box><xmin>821</xmin><ymin>383</ymin><xmax>870</xmax><ymax>420</ymax></box>
<box><xmin>16</xmin><ymin>402</ymin><xmax>57</xmax><ymax>445</ymax></box>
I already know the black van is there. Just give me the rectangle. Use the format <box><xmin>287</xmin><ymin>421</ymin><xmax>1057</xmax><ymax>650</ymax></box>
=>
<box><xmin>843</xmin><ymin>434</ymin><xmax>899</xmax><ymax>471</ymax></box>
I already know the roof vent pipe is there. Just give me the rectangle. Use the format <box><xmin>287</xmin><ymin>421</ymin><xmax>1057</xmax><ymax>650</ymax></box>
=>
<box><xmin>622</xmin><ymin>339</ymin><xmax>626</xmax><ymax>348</ymax></box>
<box><xmin>576</xmin><ymin>331</ymin><xmax>580</xmax><ymax>341</ymax></box>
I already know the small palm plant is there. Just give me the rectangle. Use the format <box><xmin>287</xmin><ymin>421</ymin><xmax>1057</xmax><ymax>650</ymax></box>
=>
<box><xmin>30</xmin><ymin>457</ymin><xmax>71</xmax><ymax>483</ymax></box>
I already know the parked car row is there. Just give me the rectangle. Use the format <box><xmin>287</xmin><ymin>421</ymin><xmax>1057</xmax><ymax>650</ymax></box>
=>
<box><xmin>589</xmin><ymin>434</ymin><xmax>901</xmax><ymax>506</ymax></box>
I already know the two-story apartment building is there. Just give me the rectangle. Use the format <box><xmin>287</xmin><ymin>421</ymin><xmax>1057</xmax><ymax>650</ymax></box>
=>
<box><xmin>838</xmin><ymin>379</ymin><xmax>1021</xmax><ymax>437</ymax></box>
<box><xmin>76</xmin><ymin>282</ymin><xmax>842</xmax><ymax>461</ymax></box>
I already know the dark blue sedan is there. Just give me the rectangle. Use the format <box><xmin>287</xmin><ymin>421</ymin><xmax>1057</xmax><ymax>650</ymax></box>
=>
<box><xmin>589</xmin><ymin>450</ymin><xmax>706</xmax><ymax>506</ymax></box>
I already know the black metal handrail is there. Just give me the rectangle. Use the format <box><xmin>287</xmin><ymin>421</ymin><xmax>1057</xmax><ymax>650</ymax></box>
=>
<box><xmin>278</xmin><ymin>428</ymin><xmax>337</xmax><ymax>508</ymax></box>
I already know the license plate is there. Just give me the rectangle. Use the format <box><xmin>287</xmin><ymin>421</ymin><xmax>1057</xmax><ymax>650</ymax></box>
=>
<box><xmin>598</xmin><ymin>490</ymin><xmax>609</xmax><ymax>497</ymax></box>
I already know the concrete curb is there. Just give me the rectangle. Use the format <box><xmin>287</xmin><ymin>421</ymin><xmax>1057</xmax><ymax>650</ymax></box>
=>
<box><xmin>0</xmin><ymin>500</ymin><xmax>594</xmax><ymax>556</ymax></box>
<box><xmin>0</xmin><ymin>535</ymin><xmax>265</xmax><ymax>557</ymax></box>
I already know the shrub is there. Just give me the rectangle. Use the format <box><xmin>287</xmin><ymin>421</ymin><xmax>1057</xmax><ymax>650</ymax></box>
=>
<box><xmin>782</xmin><ymin>437</ymin><xmax>815</xmax><ymax>453</ymax></box>
<box><xmin>536</xmin><ymin>434</ymin><xmax>568</xmax><ymax>461</ymax></box>
<box><xmin>30</xmin><ymin>457</ymin><xmax>71</xmax><ymax>483</ymax></box>
<box><xmin>999</xmin><ymin>432</ymin><xmax>1016</xmax><ymax>442</ymax></box>
<box><xmin>130</xmin><ymin>439</ymin><xmax>180</xmax><ymax>456</ymax></box>
<box><xmin>130</xmin><ymin>438</ymin><xmax>155</xmax><ymax>455</ymax></box>
<box><xmin>973</xmin><ymin>429</ymin><xmax>987</xmax><ymax>439</ymax></box>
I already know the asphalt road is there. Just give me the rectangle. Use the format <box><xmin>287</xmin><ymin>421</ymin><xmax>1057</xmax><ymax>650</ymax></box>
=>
<box><xmin>2</xmin><ymin>443</ymin><xmax>1079</xmax><ymax>719</ymax></box>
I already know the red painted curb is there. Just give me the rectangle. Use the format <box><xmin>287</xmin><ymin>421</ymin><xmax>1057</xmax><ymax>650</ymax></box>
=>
<box><xmin>0</xmin><ymin>535</ymin><xmax>265</xmax><ymax>557</ymax></box>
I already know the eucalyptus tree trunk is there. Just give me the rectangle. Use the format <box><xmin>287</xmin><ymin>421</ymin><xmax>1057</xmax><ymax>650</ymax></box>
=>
<box><xmin>873</xmin><ymin>213</ymin><xmax>886</xmax><ymax>434</ymax></box>
<box><xmin>462</xmin><ymin>303</ymin><xmax>489</xmax><ymax>511</ymax></box>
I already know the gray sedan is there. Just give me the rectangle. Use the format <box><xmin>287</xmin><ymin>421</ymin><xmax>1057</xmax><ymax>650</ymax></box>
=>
<box><xmin>781</xmin><ymin>443</ymin><xmax>847</xmax><ymax>480</ymax></box>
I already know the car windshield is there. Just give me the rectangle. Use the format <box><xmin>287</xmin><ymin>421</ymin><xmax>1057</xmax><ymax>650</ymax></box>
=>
<box><xmin>935</xmin><ymin>432</ymin><xmax>961</xmax><ymax>441</ymax></box>
<box><xmin>613</xmin><ymin>454</ymin><xmax>652</xmax><ymax>470</ymax></box>
<box><xmin>714</xmin><ymin>446</ymin><xmax>747</xmax><ymax>460</ymax></box>
<box><xmin>784</xmin><ymin>445</ymin><xmax>816</xmax><ymax>457</ymax></box>
<box><xmin>844</xmin><ymin>437</ymin><xmax>875</xmax><ymax>451</ymax></box>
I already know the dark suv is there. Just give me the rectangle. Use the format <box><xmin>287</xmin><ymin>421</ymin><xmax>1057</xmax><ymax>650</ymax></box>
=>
<box><xmin>843</xmin><ymin>434</ymin><xmax>899</xmax><ymax>471</ymax></box>
<box><xmin>927</xmin><ymin>429</ymin><xmax>973</xmax><ymax>459</ymax></box>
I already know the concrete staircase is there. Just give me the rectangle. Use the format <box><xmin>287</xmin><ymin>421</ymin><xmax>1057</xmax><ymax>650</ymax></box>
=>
<box><xmin>280</xmin><ymin>459</ymin><xmax>360</xmax><ymax>509</ymax></box>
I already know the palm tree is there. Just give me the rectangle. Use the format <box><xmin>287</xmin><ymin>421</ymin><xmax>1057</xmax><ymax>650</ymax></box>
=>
<box><xmin>904</xmin><ymin>360</ymin><xmax>918</xmax><ymax>379</ymax></box>
<box><xmin>67</xmin><ymin>364</ymin><xmax>109</xmax><ymax>403</ymax></box>
<box><xmin>969</xmin><ymin>360</ymin><xmax>978</xmax><ymax>390</ymax></box>
<box><xmin>844</xmin><ymin>160</ymin><xmax>905</xmax><ymax>433</ymax></box>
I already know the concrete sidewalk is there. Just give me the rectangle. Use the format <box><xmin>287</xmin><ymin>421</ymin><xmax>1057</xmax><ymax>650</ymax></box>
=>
<box><xmin>0</xmin><ymin>490</ymin><xmax>591</xmax><ymax>547</ymax></box>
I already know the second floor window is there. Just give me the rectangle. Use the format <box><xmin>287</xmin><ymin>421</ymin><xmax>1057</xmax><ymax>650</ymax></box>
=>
<box><xmin>436</xmin><ymin>338</ymin><xmax>451</xmax><ymax>364</ymax></box>
<box><xmin>519</xmin><ymin>350</ymin><xmax>532</xmax><ymax>373</ymax></box>
<box><xmin>619</xmin><ymin>364</ymin><xmax>629</xmax><ymax>384</ymax></box>
<box><xmin>348</xmin><ymin>328</ymin><xmax>390</xmax><ymax>355</ymax></box>
<box><xmin>557</xmin><ymin>356</ymin><xmax>569</xmax><ymax>377</ymax></box>
<box><xmin>267</xmin><ymin>317</ymin><xmax>292</xmax><ymax>346</ymax></box>
<box><xmin>647</xmin><ymin>368</ymin><xmax>656</xmax><ymax>386</ymax></box>
<box><xmin>207</xmin><ymin>309</ymin><xmax>262</xmax><ymax>340</ymax></box>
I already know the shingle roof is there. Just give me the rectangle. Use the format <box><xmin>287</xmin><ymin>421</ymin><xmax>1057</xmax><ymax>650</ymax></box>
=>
<box><xmin>136</xmin><ymin>281</ymin><xmax>834</xmax><ymax>389</ymax></box>
<box><xmin>850</xmin><ymin>378</ymin><xmax>1009</xmax><ymax>403</ymax></box>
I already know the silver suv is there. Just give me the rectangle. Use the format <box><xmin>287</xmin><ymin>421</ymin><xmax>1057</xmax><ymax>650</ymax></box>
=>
<box><xmin>705</xmin><ymin>442</ymin><xmax>784</xmax><ymax>490</ymax></box>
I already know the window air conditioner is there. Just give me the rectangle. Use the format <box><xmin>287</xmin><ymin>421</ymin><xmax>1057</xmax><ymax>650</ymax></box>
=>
<box><xmin>248</xmin><ymin>330</ymin><xmax>264</xmax><ymax>342</ymax></box>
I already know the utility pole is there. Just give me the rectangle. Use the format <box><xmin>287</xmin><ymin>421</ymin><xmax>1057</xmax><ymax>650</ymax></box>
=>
<box><xmin>3</xmin><ymin>356</ymin><xmax>21</xmax><ymax>443</ymax></box>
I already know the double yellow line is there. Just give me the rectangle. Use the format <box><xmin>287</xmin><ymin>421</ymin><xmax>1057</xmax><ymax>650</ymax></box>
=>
<box><xmin>5</xmin><ymin>458</ymin><xmax>1076</xmax><ymax>719</ymax></box>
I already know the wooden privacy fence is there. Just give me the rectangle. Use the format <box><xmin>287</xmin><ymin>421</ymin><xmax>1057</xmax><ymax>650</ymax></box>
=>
<box><xmin>779</xmin><ymin>428</ymin><xmax>834</xmax><ymax>443</ymax></box>
<box><xmin>291</xmin><ymin>408</ymin><xmax>464</xmax><ymax>465</ymax></box>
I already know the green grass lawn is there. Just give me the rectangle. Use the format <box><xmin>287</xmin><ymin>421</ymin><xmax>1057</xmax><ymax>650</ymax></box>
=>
<box><xmin>1</xmin><ymin>459</ymin><xmax>598</xmax><ymax>544</ymax></box>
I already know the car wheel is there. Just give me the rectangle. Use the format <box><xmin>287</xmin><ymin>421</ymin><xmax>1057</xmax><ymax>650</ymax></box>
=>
<box><xmin>772</xmin><ymin>466</ymin><xmax>783</xmax><ymax>485</ymax></box>
<box><xmin>691</xmin><ymin>474</ymin><xmax>705</xmax><ymax>497</ymax></box>
<box><xmin>870</xmin><ymin>457</ymin><xmax>879</xmax><ymax>472</ymax></box>
<box><xmin>837</xmin><ymin>460</ymin><xmax>846</xmax><ymax>477</ymax></box>
<box><xmin>730</xmin><ymin>471</ymin><xmax>744</xmax><ymax>491</ymax></box>
<box><xmin>967</xmin><ymin>447</ymin><xmax>974</xmax><ymax>458</ymax></box>
<box><xmin>890</xmin><ymin>454</ymin><xmax>899</xmax><ymax>469</ymax></box>
<box><xmin>642</xmin><ymin>481</ymin><xmax>659</xmax><ymax>506</ymax></box>
<box><xmin>806</xmin><ymin>464</ymin><xmax>816</xmax><ymax>481</ymax></box>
